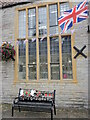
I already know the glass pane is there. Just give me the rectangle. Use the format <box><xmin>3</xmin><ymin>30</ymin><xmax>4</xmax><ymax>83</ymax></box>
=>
<box><xmin>62</xmin><ymin>36</ymin><xmax>73</xmax><ymax>79</ymax></box>
<box><xmin>51</xmin><ymin>65</ymin><xmax>60</xmax><ymax>80</ymax></box>
<box><xmin>49</xmin><ymin>4</ymin><xmax>58</xmax><ymax>35</ymax></box>
<box><xmin>39</xmin><ymin>38</ymin><xmax>48</xmax><ymax>79</ymax></box>
<box><xmin>28</xmin><ymin>8</ymin><xmax>36</xmax><ymax>37</ymax></box>
<box><xmin>18</xmin><ymin>40</ymin><xmax>26</xmax><ymax>80</ymax></box>
<box><xmin>50</xmin><ymin>37</ymin><xmax>59</xmax><ymax>63</ymax></box>
<box><xmin>50</xmin><ymin>37</ymin><xmax>60</xmax><ymax>80</ymax></box>
<box><xmin>28</xmin><ymin>40</ymin><xmax>36</xmax><ymax>80</ymax></box>
<box><xmin>38</xmin><ymin>7</ymin><xmax>47</xmax><ymax>36</ymax></box>
<box><xmin>60</xmin><ymin>2</ymin><xmax>69</xmax><ymax>15</ymax></box>
<box><xmin>19</xmin><ymin>10</ymin><xmax>26</xmax><ymax>38</ymax></box>
<box><xmin>60</xmin><ymin>3</ymin><xmax>70</xmax><ymax>33</ymax></box>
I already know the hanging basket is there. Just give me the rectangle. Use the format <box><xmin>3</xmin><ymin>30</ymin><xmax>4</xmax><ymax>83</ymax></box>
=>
<box><xmin>1</xmin><ymin>42</ymin><xmax>16</xmax><ymax>61</ymax></box>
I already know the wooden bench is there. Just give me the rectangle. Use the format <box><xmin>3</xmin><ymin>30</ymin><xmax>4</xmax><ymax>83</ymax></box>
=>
<box><xmin>12</xmin><ymin>88</ymin><xmax>56</xmax><ymax>120</ymax></box>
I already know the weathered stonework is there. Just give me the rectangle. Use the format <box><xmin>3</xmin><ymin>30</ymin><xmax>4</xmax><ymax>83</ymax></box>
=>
<box><xmin>1</xmin><ymin>1</ymin><xmax>89</xmax><ymax>109</ymax></box>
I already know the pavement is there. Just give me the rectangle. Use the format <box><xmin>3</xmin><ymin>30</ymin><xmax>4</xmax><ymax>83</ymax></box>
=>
<box><xmin>0</xmin><ymin>103</ymin><xmax>89</xmax><ymax>120</ymax></box>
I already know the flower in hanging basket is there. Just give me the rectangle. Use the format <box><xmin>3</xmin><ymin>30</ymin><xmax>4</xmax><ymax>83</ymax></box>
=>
<box><xmin>1</xmin><ymin>41</ymin><xmax>16</xmax><ymax>61</ymax></box>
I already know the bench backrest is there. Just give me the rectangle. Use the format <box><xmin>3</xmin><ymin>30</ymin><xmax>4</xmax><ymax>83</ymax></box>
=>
<box><xmin>18</xmin><ymin>88</ymin><xmax>56</xmax><ymax>103</ymax></box>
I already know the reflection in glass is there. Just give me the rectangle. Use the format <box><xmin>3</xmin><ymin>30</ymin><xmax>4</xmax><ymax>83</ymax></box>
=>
<box><xmin>38</xmin><ymin>7</ymin><xmax>47</xmax><ymax>36</ymax></box>
<box><xmin>49</xmin><ymin>4</ymin><xmax>58</xmax><ymax>35</ymax></box>
<box><xmin>62</xmin><ymin>36</ymin><xmax>73</xmax><ymax>79</ymax></box>
<box><xmin>50</xmin><ymin>37</ymin><xmax>60</xmax><ymax>80</ymax></box>
<box><xmin>60</xmin><ymin>2</ymin><xmax>69</xmax><ymax>15</ymax></box>
<box><xmin>19</xmin><ymin>10</ymin><xmax>26</xmax><ymax>38</ymax></box>
<box><xmin>28</xmin><ymin>8</ymin><xmax>36</xmax><ymax>37</ymax></box>
<box><xmin>60</xmin><ymin>3</ymin><xmax>70</xmax><ymax>33</ymax></box>
<box><xmin>18</xmin><ymin>41</ymin><xmax>26</xmax><ymax>80</ymax></box>
<box><xmin>28</xmin><ymin>40</ymin><xmax>36</xmax><ymax>80</ymax></box>
<box><xmin>39</xmin><ymin>38</ymin><xmax>48</xmax><ymax>79</ymax></box>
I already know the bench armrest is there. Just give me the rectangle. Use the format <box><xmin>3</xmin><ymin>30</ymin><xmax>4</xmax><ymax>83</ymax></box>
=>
<box><xmin>53</xmin><ymin>90</ymin><xmax>56</xmax><ymax>104</ymax></box>
<box><xmin>13</xmin><ymin>97</ymin><xmax>19</xmax><ymax>104</ymax></box>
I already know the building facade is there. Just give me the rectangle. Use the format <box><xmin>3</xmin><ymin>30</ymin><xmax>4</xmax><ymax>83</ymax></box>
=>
<box><xmin>1</xmin><ymin>0</ymin><xmax>89</xmax><ymax>108</ymax></box>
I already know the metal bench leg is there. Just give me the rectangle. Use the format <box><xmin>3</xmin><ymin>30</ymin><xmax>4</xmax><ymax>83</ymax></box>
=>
<box><xmin>12</xmin><ymin>106</ymin><xmax>14</xmax><ymax>117</ymax></box>
<box><xmin>54</xmin><ymin>105</ymin><xmax>56</xmax><ymax>115</ymax></box>
<box><xmin>51</xmin><ymin>109</ymin><xmax>53</xmax><ymax>120</ymax></box>
<box><xmin>19</xmin><ymin>106</ymin><xmax>21</xmax><ymax>112</ymax></box>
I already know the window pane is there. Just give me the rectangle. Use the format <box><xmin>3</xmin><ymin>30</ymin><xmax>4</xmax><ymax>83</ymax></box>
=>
<box><xmin>60</xmin><ymin>2</ymin><xmax>69</xmax><ymax>15</ymax></box>
<box><xmin>28</xmin><ymin>8</ymin><xmax>36</xmax><ymax>37</ymax></box>
<box><xmin>39</xmin><ymin>38</ymin><xmax>48</xmax><ymax>79</ymax></box>
<box><xmin>19</xmin><ymin>10</ymin><xmax>26</xmax><ymax>38</ymax></box>
<box><xmin>50</xmin><ymin>37</ymin><xmax>59</xmax><ymax>63</ymax></box>
<box><xmin>50</xmin><ymin>37</ymin><xmax>60</xmax><ymax>80</ymax></box>
<box><xmin>49</xmin><ymin>4</ymin><xmax>58</xmax><ymax>35</ymax></box>
<box><xmin>62</xmin><ymin>36</ymin><xmax>73</xmax><ymax>79</ymax></box>
<box><xmin>18</xmin><ymin>40</ymin><xmax>26</xmax><ymax>80</ymax></box>
<box><xmin>60</xmin><ymin>3</ymin><xmax>70</xmax><ymax>33</ymax></box>
<box><xmin>38</xmin><ymin>7</ymin><xmax>47</xmax><ymax>36</ymax></box>
<box><xmin>28</xmin><ymin>40</ymin><xmax>36</xmax><ymax>80</ymax></box>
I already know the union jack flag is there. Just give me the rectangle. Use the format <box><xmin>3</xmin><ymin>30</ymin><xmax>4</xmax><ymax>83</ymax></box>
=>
<box><xmin>58</xmin><ymin>0</ymin><xmax>88</xmax><ymax>33</ymax></box>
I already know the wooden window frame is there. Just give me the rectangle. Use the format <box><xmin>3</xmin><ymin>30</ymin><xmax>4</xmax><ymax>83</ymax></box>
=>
<box><xmin>14</xmin><ymin>1</ymin><xmax>77</xmax><ymax>84</ymax></box>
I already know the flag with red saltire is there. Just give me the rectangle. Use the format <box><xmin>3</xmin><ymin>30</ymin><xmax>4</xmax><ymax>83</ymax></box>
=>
<box><xmin>58</xmin><ymin>0</ymin><xmax>88</xmax><ymax>33</ymax></box>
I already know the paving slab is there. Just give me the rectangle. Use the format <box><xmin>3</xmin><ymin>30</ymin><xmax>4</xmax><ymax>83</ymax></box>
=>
<box><xmin>1</xmin><ymin>103</ymin><xmax>89</xmax><ymax>119</ymax></box>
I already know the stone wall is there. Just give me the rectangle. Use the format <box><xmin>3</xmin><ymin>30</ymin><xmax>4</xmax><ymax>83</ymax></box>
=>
<box><xmin>88</xmin><ymin>1</ymin><xmax>90</xmax><ymax>108</ymax></box>
<box><xmin>1</xmin><ymin>1</ymin><xmax>88</xmax><ymax>108</ymax></box>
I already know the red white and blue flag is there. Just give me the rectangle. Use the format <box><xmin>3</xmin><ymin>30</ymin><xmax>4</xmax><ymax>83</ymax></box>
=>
<box><xmin>58</xmin><ymin>0</ymin><xmax>88</xmax><ymax>33</ymax></box>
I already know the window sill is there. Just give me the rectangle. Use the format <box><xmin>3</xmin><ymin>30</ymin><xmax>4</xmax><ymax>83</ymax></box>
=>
<box><xmin>13</xmin><ymin>79</ymin><xmax>78</xmax><ymax>84</ymax></box>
